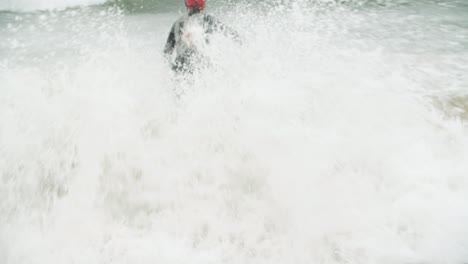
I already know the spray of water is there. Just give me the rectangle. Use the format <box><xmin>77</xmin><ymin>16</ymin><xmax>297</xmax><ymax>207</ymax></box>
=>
<box><xmin>1</xmin><ymin>1</ymin><xmax>468</xmax><ymax>263</ymax></box>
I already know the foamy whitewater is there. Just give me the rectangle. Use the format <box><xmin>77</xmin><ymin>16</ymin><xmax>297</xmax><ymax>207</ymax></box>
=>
<box><xmin>1</xmin><ymin>0</ymin><xmax>468</xmax><ymax>263</ymax></box>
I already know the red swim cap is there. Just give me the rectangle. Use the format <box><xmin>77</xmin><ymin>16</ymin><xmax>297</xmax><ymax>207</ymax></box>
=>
<box><xmin>185</xmin><ymin>0</ymin><xmax>205</xmax><ymax>11</ymax></box>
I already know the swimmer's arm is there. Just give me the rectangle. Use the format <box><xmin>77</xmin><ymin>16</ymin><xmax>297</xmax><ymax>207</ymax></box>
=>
<box><xmin>205</xmin><ymin>15</ymin><xmax>242</xmax><ymax>43</ymax></box>
<box><xmin>164</xmin><ymin>24</ymin><xmax>176</xmax><ymax>56</ymax></box>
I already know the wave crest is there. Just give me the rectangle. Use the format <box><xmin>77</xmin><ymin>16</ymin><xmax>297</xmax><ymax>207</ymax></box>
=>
<box><xmin>0</xmin><ymin>0</ymin><xmax>108</xmax><ymax>12</ymax></box>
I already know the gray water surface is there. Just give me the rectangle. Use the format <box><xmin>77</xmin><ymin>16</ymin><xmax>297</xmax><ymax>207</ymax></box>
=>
<box><xmin>1</xmin><ymin>1</ymin><xmax>468</xmax><ymax>263</ymax></box>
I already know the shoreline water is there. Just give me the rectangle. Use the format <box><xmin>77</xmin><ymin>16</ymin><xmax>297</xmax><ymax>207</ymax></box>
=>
<box><xmin>1</xmin><ymin>1</ymin><xmax>468</xmax><ymax>263</ymax></box>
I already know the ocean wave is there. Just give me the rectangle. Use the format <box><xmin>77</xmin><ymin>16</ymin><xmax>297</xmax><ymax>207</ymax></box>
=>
<box><xmin>0</xmin><ymin>0</ymin><xmax>109</xmax><ymax>12</ymax></box>
<box><xmin>1</xmin><ymin>0</ymin><xmax>468</xmax><ymax>263</ymax></box>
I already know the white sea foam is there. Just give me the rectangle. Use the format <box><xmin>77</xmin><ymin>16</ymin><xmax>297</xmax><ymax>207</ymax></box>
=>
<box><xmin>1</xmin><ymin>2</ymin><xmax>468</xmax><ymax>264</ymax></box>
<box><xmin>0</xmin><ymin>0</ymin><xmax>107</xmax><ymax>12</ymax></box>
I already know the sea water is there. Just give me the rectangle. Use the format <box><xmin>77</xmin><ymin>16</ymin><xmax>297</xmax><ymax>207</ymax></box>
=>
<box><xmin>1</xmin><ymin>0</ymin><xmax>468</xmax><ymax>263</ymax></box>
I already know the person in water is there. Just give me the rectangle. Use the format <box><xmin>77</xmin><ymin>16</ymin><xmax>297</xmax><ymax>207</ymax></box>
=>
<box><xmin>164</xmin><ymin>0</ymin><xmax>240</xmax><ymax>73</ymax></box>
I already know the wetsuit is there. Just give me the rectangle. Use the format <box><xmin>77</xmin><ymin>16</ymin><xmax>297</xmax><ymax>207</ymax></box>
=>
<box><xmin>164</xmin><ymin>12</ymin><xmax>240</xmax><ymax>73</ymax></box>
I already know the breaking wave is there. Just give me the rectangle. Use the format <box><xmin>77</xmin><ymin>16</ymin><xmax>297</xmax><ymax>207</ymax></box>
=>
<box><xmin>0</xmin><ymin>0</ymin><xmax>109</xmax><ymax>12</ymax></box>
<box><xmin>1</xmin><ymin>0</ymin><xmax>468</xmax><ymax>263</ymax></box>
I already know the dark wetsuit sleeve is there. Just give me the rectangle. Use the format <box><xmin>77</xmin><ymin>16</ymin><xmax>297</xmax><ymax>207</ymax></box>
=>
<box><xmin>164</xmin><ymin>24</ymin><xmax>176</xmax><ymax>55</ymax></box>
<box><xmin>204</xmin><ymin>15</ymin><xmax>241</xmax><ymax>41</ymax></box>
